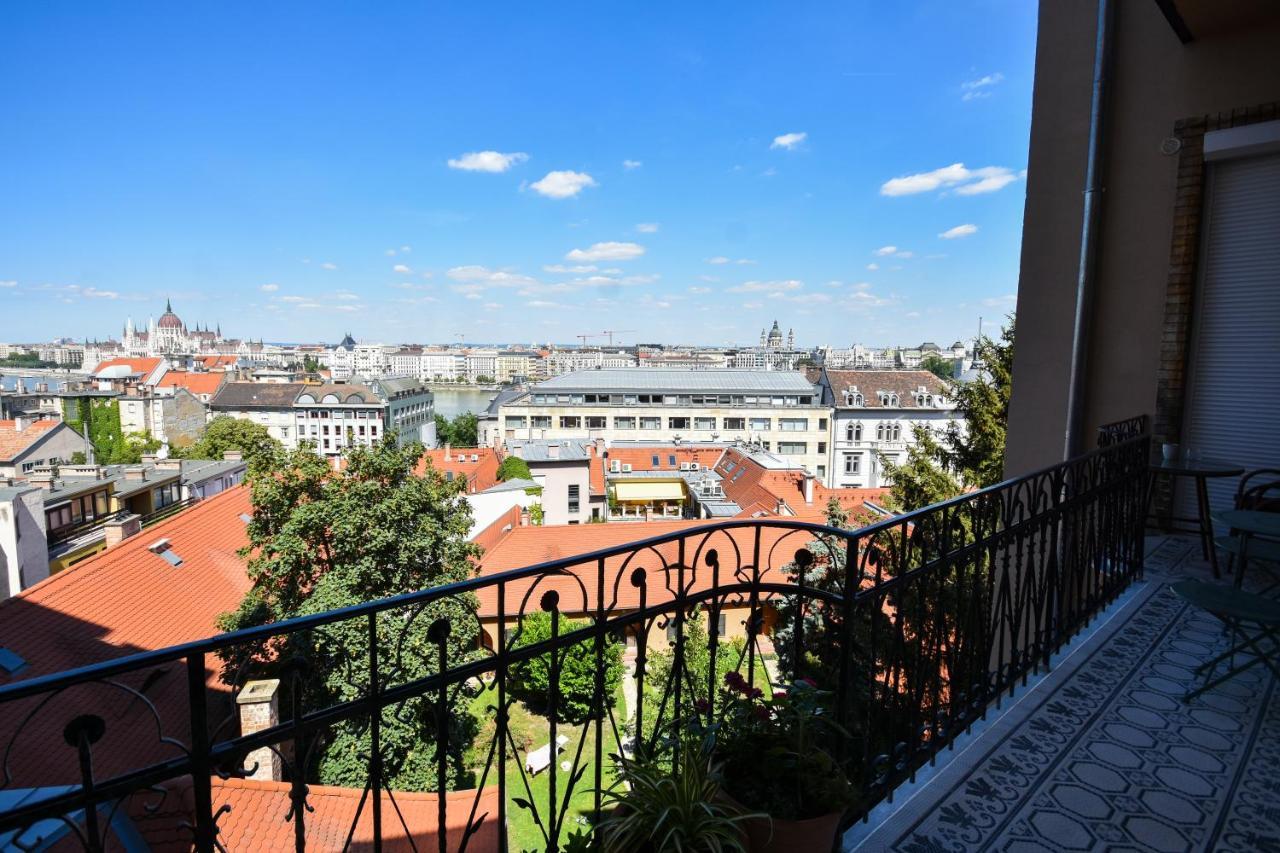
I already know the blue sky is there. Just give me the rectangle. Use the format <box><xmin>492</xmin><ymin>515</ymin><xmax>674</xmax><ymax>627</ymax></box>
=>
<box><xmin>1</xmin><ymin>2</ymin><xmax>1037</xmax><ymax>348</ymax></box>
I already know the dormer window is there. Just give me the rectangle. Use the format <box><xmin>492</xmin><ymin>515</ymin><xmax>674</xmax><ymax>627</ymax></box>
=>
<box><xmin>844</xmin><ymin>388</ymin><xmax>864</xmax><ymax>406</ymax></box>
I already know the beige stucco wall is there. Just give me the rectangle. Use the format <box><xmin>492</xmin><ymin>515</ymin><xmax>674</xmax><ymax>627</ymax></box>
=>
<box><xmin>1006</xmin><ymin>1</ymin><xmax>1280</xmax><ymax>475</ymax></box>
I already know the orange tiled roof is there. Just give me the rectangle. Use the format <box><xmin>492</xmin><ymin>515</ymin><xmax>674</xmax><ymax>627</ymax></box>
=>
<box><xmin>604</xmin><ymin>445</ymin><xmax>727</xmax><ymax>473</ymax></box>
<box><xmin>199</xmin><ymin>355</ymin><xmax>238</xmax><ymax>370</ymax></box>
<box><xmin>92</xmin><ymin>356</ymin><xmax>164</xmax><ymax>378</ymax></box>
<box><xmin>156</xmin><ymin>370</ymin><xmax>226</xmax><ymax>397</ymax></box>
<box><xmin>0</xmin><ymin>487</ymin><xmax>253</xmax><ymax>787</ymax></box>
<box><xmin>0</xmin><ymin>419</ymin><xmax>63</xmax><ymax>462</ymax></box>
<box><xmin>417</xmin><ymin>447</ymin><xmax>502</xmax><ymax>494</ymax></box>
<box><xmin>714</xmin><ymin>447</ymin><xmax>887</xmax><ymax>520</ymax></box>
<box><xmin>473</xmin><ymin>519</ymin><xmax>820</xmax><ymax>618</ymax></box>
<box><xmin>471</xmin><ymin>503</ymin><xmax>523</xmax><ymax>553</ymax></box>
<box><xmin>130</xmin><ymin>777</ymin><xmax>500</xmax><ymax>852</ymax></box>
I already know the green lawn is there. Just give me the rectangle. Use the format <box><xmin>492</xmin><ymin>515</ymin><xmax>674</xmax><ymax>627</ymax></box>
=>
<box><xmin>467</xmin><ymin>681</ymin><xmax>627</xmax><ymax>853</ymax></box>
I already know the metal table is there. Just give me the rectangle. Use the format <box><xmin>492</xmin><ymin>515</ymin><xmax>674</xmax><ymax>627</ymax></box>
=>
<box><xmin>1150</xmin><ymin>456</ymin><xmax>1244</xmax><ymax>578</ymax></box>
<box><xmin>1214</xmin><ymin>509</ymin><xmax>1280</xmax><ymax>589</ymax></box>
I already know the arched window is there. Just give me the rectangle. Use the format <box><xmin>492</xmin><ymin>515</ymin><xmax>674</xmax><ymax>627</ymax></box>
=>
<box><xmin>876</xmin><ymin>423</ymin><xmax>887</xmax><ymax>441</ymax></box>
<box><xmin>890</xmin><ymin>423</ymin><xmax>901</xmax><ymax>441</ymax></box>
<box><xmin>845</xmin><ymin>422</ymin><xmax>863</xmax><ymax>441</ymax></box>
<box><xmin>887</xmin><ymin>393</ymin><xmax>900</xmax><ymax>407</ymax></box>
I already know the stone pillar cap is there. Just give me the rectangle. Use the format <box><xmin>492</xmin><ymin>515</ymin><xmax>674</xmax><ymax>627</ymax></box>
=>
<box><xmin>236</xmin><ymin>678</ymin><xmax>281</xmax><ymax>704</ymax></box>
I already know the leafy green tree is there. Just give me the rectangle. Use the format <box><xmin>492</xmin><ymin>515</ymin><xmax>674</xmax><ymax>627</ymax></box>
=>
<box><xmin>217</xmin><ymin>438</ymin><xmax>484</xmax><ymax>791</ymax></box>
<box><xmin>884</xmin><ymin>317</ymin><xmax>1015</xmax><ymax>510</ymax></box>
<box><xmin>69</xmin><ymin>451</ymin><xmax>88</xmax><ymax>465</ymax></box>
<box><xmin>174</xmin><ymin>415</ymin><xmax>282</xmax><ymax>464</ymax></box>
<box><xmin>496</xmin><ymin>455</ymin><xmax>532</xmax><ymax>482</ymax></box>
<box><xmin>509</xmin><ymin>611</ymin><xmax>623</xmax><ymax>724</ymax></box>
<box><xmin>302</xmin><ymin>355</ymin><xmax>321</xmax><ymax>373</ymax></box>
<box><xmin>919</xmin><ymin>353</ymin><xmax>954</xmax><ymax>381</ymax></box>
<box><xmin>433</xmin><ymin>412</ymin><xmax>479</xmax><ymax>448</ymax></box>
<box><xmin>640</xmin><ymin>607</ymin><xmax>750</xmax><ymax>743</ymax></box>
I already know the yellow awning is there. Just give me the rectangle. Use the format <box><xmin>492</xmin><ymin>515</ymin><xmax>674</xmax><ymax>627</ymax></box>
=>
<box><xmin>613</xmin><ymin>481</ymin><xmax>686</xmax><ymax>502</ymax></box>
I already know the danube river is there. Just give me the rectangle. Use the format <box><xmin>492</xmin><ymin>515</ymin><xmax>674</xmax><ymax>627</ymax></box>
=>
<box><xmin>429</xmin><ymin>387</ymin><xmax>498</xmax><ymax>419</ymax></box>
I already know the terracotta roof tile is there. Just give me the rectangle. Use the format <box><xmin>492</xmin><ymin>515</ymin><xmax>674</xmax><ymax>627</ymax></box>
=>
<box><xmin>417</xmin><ymin>447</ymin><xmax>502</xmax><ymax>493</ymax></box>
<box><xmin>0</xmin><ymin>419</ymin><xmax>63</xmax><ymax>462</ymax></box>
<box><xmin>155</xmin><ymin>371</ymin><xmax>226</xmax><ymax>397</ymax></box>
<box><xmin>0</xmin><ymin>487</ymin><xmax>253</xmax><ymax>787</ymax></box>
<box><xmin>92</xmin><ymin>357</ymin><xmax>164</xmax><ymax>378</ymax></box>
<box><xmin>604</xmin><ymin>445</ymin><xmax>726</xmax><ymax>473</ymax></box>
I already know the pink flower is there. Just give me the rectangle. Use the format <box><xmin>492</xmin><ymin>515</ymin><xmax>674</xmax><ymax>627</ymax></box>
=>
<box><xmin>752</xmin><ymin>705</ymin><xmax>770</xmax><ymax>721</ymax></box>
<box><xmin>798</xmin><ymin>677</ymin><xmax>817</xmax><ymax>688</ymax></box>
<box><xmin>749</xmin><ymin>687</ymin><xmax>764</xmax><ymax>699</ymax></box>
<box><xmin>773</xmin><ymin>691</ymin><xmax>788</xmax><ymax>700</ymax></box>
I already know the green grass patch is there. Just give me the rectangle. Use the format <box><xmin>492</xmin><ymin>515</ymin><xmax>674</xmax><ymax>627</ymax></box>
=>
<box><xmin>467</xmin><ymin>680</ymin><xmax>627</xmax><ymax>852</ymax></box>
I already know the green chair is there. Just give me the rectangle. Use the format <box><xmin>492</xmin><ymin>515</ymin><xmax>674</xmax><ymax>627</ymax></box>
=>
<box><xmin>1214</xmin><ymin>469</ymin><xmax>1280</xmax><ymax>592</ymax></box>
<box><xmin>1172</xmin><ymin>579</ymin><xmax>1280</xmax><ymax>701</ymax></box>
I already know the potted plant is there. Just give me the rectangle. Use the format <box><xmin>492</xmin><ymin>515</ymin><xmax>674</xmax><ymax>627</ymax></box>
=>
<box><xmin>708</xmin><ymin>672</ymin><xmax>854</xmax><ymax>852</ymax></box>
<box><xmin>596</xmin><ymin>738</ymin><xmax>762</xmax><ymax>852</ymax></box>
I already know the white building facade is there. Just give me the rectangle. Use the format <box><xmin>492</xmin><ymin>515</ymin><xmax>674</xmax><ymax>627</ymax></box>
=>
<box><xmin>821</xmin><ymin>369</ymin><xmax>960</xmax><ymax>489</ymax></box>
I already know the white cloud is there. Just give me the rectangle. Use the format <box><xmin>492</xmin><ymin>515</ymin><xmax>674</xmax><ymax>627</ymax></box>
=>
<box><xmin>727</xmin><ymin>280</ymin><xmax>803</xmax><ymax>294</ymax></box>
<box><xmin>401</xmin><ymin>245</ymin><xmax>412</xmax><ymax>253</ymax></box>
<box><xmin>83</xmin><ymin>287</ymin><xmax>118</xmax><ymax>299</ymax></box>
<box><xmin>939</xmin><ymin>223</ymin><xmax>979</xmax><ymax>239</ymax></box>
<box><xmin>333</xmin><ymin>291</ymin><xmax>359</xmax><ymax>301</ymax></box>
<box><xmin>260</xmin><ymin>283</ymin><xmax>279</xmax><ymax>292</ymax></box>
<box><xmin>707</xmin><ymin>256</ymin><xmax>731</xmax><ymax>265</ymax></box>
<box><xmin>447</xmin><ymin>151</ymin><xmax>529</xmax><ymax>173</ymax></box>
<box><xmin>529</xmin><ymin>170</ymin><xmax>597</xmax><ymax>199</ymax></box>
<box><xmin>689</xmin><ymin>286</ymin><xmax>712</xmax><ymax>294</ymax></box>
<box><xmin>635</xmin><ymin>222</ymin><xmax>660</xmax><ymax>233</ymax></box>
<box><xmin>320</xmin><ymin>262</ymin><xmax>338</xmax><ymax>270</ymax></box>
<box><xmin>771</xmin><ymin>132</ymin><xmax>807</xmax><ymax>151</ymax></box>
<box><xmin>961</xmin><ymin>72</ymin><xmax>1004</xmax><ymax>101</ymax></box>
<box><xmin>982</xmin><ymin>293</ymin><xmax>1017</xmax><ymax>307</ymax></box>
<box><xmin>874</xmin><ymin>246</ymin><xmax>899</xmax><ymax>256</ymax></box>
<box><xmin>565</xmin><ymin>241</ymin><xmax>645</xmax><ymax>262</ymax></box>
<box><xmin>622</xmin><ymin>159</ymin><xmax>643</xmax><ymax>170</ymax></box>
<box><xmin>445</xmin><ymin>265</ymin><xmax>537</xmax><ymax>288</ymax></box>
<box><xmin>866</xmin><ymin>263</ymin><xmax>879</xmax><ymax>271</ymax></box>
<box><xmin>280</xmin><ymin>295</ymin><xmax>308</xmax><ymax>303</ymax></box>
<box><xmin>385</xmin><ymin>249</ymin><xmax>397</xmax><ymax>256</ymax></box>
<box><xmin>543</xmin><ymin>264</ymin><xmax>597</xmax><ymax>274</ymax></box>
<box><xmin>880</xmin><ymin>163</ymin><xmax>1020</xmax><ymax>196</ymax></box>
<box><xmin>526</xmin><ymin>300</ymin><xmax>562</xmax><ymax>309</ymax></box>
<box><xmin>0</xmin><ymin>280</ymin><xmax>16</xmax><ymax>288</ymax></box>
<box><xmin>735</xmin><ymin>258</ymin><xmax>757</xmax><ymax>265</ymax></box>
<box><xmin>393</xmin><ymin>264</ymin><xmax>412</xmax><ymax>274</ymax></box>
<box><xmin>464</xmin><ymin>293</ymin><xmax>483</xmax><ymax>300</ymax></box>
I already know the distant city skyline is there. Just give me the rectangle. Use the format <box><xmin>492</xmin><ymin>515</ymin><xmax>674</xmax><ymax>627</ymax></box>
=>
<box><xmin>1</xmin><ymin>3</ymin><xmax>1034</xmax><ymax>344</ymax></box>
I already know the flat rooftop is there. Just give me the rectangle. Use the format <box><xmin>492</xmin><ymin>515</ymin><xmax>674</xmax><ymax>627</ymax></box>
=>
<box><xmin>532</xmin><ymin>369</ymin><xmax>817</xmax><ymax>394</ymax></box>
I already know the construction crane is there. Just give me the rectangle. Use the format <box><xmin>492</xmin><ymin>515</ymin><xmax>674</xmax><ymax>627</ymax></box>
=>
<box><xmin>576</xmin><ymin>333</ymin><xmax>602</xmax><ymax>347</ymax></box>
<box><xmin>601</xmin><ymin>329</ymin><xmax>636</xmax><ymax>347</ymax></box>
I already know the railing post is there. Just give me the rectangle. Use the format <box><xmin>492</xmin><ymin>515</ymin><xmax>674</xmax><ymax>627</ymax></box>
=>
<box><xmin>835</xmin><ymin>536</ymin><xmax>858</xmax><ymax>763</ymax></box>
<box><xmin>593</xmin><ymin>557</ymin><xmax>606</xmax><ymax>829</ymax></box>
<box><xmin>496</xmin><ymin>581</ymin><xmax>508</xmax><ymax>853</ymax></box>
<box><xmin>428</xmin><ymin>618</ymin><xmax>452</xmax><ymax>853</ymax></box>
<box><xmin>632</xmin><ymin>571</ymin><xmax>648</xmax><ymax>756</ymax></box>
<box><xmin>186</xmin><ymin>651</ymin><xmax>216</xmax><ymax>852</ymax></box>
<box><xmin>366</xmin><ymin>612</ymin><xmax>383</xmax><ymax>852</ymax></box>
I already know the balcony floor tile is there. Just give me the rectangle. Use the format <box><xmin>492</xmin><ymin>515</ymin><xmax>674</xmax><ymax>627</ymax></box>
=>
<box><xmin>846</xmin><ymin>535</ymin><xmax>1280</xmax><ymax>852</ymax></box>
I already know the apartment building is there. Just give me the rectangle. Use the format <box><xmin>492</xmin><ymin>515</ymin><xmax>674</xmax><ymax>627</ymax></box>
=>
<box><xmin>117</xmin><ymin>388</ymin><xmax>208</xmax><ymax>450</ymax></box>
<box><xmin>464</xmin><ymin>349</ymin><xmax>499</xmax><ymax>382</ymax></box>
<box><xmin>325</xmin><ymin>335</ymin><xmax>389</xmax><ymax>380</ymax></box>
<box><xmin>421</xmin><ymin>350</ymin><xmax>466</xmax><ymax>382</ymax></box>
<box><xmin>388</xmin><ymin>347</ymin><xmax>423</xmax><ymax>378</ymax></box>
<box><xmin>504</xmin><ymin>438</ymin><xmax>605</xmax><ymax>524</ymax></box>
<box><xmin>494</xmin><ymin>350</ymin><xmax>543</xmax><ymax>383</ymax></box>
<box><xmin>546</xmin><ymin>349</ymin><xmax>637</xmax><ymax>375</ymax></box>
<box><xmin>497</xmin><ymin>369</ymin><xmax>830</xmax><ymax>477</ymax></box>
<box><xmin>210</xmin><ymin>380</ymin><xmax>432</xmax><ymax>458</ymax></box>
<box><xmin>0</xmin><ymin>418</ymin><xmax>91</xmax><ymax>478</ymax></box>
<box><xmin>818</xmin><ymin>369</ymin><xmax>958</xmax><ymax>489</ymax></box>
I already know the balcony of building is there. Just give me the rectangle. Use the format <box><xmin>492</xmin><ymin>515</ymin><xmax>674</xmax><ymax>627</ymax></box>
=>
<box><xmin>9</xmin><ymin>430</ymin><xmax>1243</xmax><ymax>852</ymax></box>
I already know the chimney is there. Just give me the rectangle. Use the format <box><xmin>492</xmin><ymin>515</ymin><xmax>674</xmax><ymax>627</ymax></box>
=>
<box><xmin>547</xmin><ymin>443</ymin><xmax>560</xmax><ymax>459</ymax></box>
<box><xmin>29</xmin><ymin>474</ymin><xmax>56</xmax><ymax>490</ymax></box>
<box><xmin>156</xmin><ymin>458</ymin><xmax>183</xmax><ymax>471</ymax></box>
<box><xmin>141</xmin><ymin>453</ymin><xmax>159</xmax><ymax>466</ymax></box>
<box><xmin>803</xmin><ymin>473</ymin><xmax>815</xmax><ymax>505</ymax></box>
<box><xmin>12</xmin><ymin>415</ymin><xmax>31</xmax><ymax>433</ymax></box>
<box><xmin>222</xmin><ymin>450</ymin><xmax>243</xmax><ymax>462</ymax></box>
<box><xmin>776</xmin><ymin>497</ymin><xmax>787</xmax><ymax>516</ymax></box>
<box><xmin>103</xmin><ymin>513</ymin><xmax>141</xmax><ymax>548</ymax></box>
<box><xmin>520</xmin><ymin>508</ymin><xmax>530</xmax><ymax>527</ymax></box>
<box><xmin>123</xmin><ymin>466</ymin><xmax>147</xmax><ymax>481</ymax></box>
<box><xmin>236</xmin><ymin>679</ymin><xmax>283</xmax><ymax>782</ymax></box>
<box><xmin>444</xmin><ymin>442</ymin><xmax>452</xmax><ymax>462</ymax></box>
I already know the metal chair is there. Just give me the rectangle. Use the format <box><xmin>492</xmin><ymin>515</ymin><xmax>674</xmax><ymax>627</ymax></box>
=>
<box><xmin>1172</xmin><ymin>579</ymin><xmax>1280</xmax><ymax>701</ymax></box>
<box><xmin>1216</xmin><ymin>469</ymin><xmax>1280</xmax><ymax>592</ymax></box>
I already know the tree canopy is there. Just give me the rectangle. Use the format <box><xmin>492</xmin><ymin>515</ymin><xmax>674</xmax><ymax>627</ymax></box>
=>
<box><xmin>217</xmin><ymin>437</ymin><xmax>483</xmax><ymax>791</ymax></box>
<box><xmin>919</xmin><ymin>353</ymin><xmax>954</xmax><ymax>381</ymax></box>
<box><xmin>884</xmin><ymin>317</ymin><xmax>1015</xmax><ymax>510</ymax></box>
<box><xmin>172</xmin><ymin>415</ymin><xmax>281</xmax><ymax>464</ymax></box>
<box><xmin>434</xmin><ymin>412</ymin><xmax>479</xmax><ymax>448</ymax></box>
<box><xmin>509</xmin><ymin>610</ymin><xmax>623</xmax><ymax>724</ymax></box>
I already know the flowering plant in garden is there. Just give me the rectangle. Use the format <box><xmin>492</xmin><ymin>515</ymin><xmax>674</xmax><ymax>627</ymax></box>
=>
<box><xmin>702</xmin><ymin>672</ymin><xmax>855</xmax><ymax>821</ymax></box>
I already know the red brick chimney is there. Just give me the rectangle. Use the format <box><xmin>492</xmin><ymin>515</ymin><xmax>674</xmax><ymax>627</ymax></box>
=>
<box><xmin>237</xmin><ymin>679</ymin><xmax>283</xmax><ymax>782</ymax></box>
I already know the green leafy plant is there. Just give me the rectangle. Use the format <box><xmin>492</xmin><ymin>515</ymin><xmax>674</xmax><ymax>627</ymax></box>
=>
<box><xmin>508</xmin><ymin>611</ymin><xmax>623</xmax><ymax>723</ymax></box>
<box><xmin>707</xmin><ymin>674</ymin><xmax>854</xmax><ymax>821</ymax></box>
<box><xmin>597</xmin><ymin>740</ymin><xmax>759</xmax><ymax>853</ymax></box>
<box><xmin>497</xmin><ymin>455</ymin><xmax>533</xmax><ymax>481</ymax></box>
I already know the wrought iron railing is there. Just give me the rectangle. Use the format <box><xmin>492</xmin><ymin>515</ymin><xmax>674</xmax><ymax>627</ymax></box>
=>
<box><xmin>0</xmin><ymin>433</ymin><xmax>1150</xmax><ymax>852</ymax></box>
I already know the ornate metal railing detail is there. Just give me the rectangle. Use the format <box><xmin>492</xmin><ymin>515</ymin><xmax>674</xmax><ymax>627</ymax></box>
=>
<box><xmin>0</xmin><ymin>434</ymin><xmax>1150</xmax><ymax>852</ymax></box>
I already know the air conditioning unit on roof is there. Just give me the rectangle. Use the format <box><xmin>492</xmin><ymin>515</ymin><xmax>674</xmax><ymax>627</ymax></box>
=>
<box><xmin>690</xmin><ymin>462</ymin><xmax>700</xmax><ymax>470</ymax></box>
<box><xmin>622</xmin><ymin>463</ymin><xmax>632</xmax><ymax>472</ymax></box>
<box><xmin>680</xmin><ymin>462</ymin><xmax>691</xmax><ymax>471</ymax></box>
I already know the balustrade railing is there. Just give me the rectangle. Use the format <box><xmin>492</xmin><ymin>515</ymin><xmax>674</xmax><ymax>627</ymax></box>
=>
<box><xmin>0</xmin><ymin>433</ymin><xmax>1150</xmax><ymax>851</ymax></box>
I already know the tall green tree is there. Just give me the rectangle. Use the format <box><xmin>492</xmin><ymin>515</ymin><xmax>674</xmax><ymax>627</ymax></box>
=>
<box><xmin>217</xmin><ymin>438</ymin><xmax>484</xmax><ymax>791</ymax></box>
<box><xmin>509</xmin><ymin>610</ymin><xmax>624</xmax><ymax>724</ymax></box>
<box><xmin>172</xmin><ymin>415</ymin><xmax>282</xmax><ymax>464</ymax></box>
<box><xmin>434</xmin><ymin>412</ymin><xmax>479</xmax><ymax>448</ymax></box>
<box><xmin>919</xmin><ymin>353</ymin><xmax>954</xmax><ymax>381</ymax></box>
<box><xmin>884</xmin><ymin>317</ymin><xmax>1015</xmax><ymax>510</ymax></box>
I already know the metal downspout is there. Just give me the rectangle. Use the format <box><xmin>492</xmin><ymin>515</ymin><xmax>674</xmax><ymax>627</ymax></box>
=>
<box><xmin>1064</xmin><ymin>0</ymin><xmax>1117</xmax><ymax>460</ymax></box>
